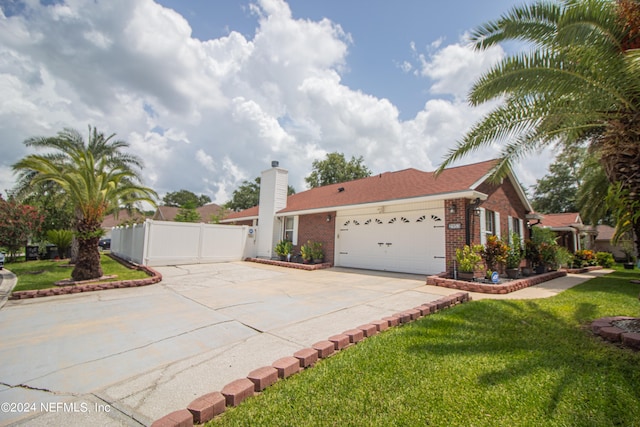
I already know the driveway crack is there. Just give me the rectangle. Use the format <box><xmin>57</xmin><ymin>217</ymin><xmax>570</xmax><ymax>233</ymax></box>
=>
<box><xmin>0</xmin><ymin>381</ymin><xmax>77</xmax><ymax>396</ymax></box>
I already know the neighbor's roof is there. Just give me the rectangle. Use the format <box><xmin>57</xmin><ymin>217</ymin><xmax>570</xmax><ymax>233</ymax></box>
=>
<box><xmin>225</xmin><ymin>159</ymin><xmax>531</xmax><ymax>221</ymax></box>
<box><xmin>101</xmin><ymin>209</ymin><xmax>148</xmax><ymax>228</ymax></box>
<box><xmin>153</xmin><ymin>203</ymin><xmax>222</xmax><ymax>221</ymax></box>
<box><xmin>541</xmin><ymin>212</ymin><xmax>583</xmax><ymax>229</ymax></box>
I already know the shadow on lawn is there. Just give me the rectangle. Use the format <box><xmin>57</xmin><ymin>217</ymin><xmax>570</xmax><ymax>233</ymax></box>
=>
<box><xmin>406</xmin><ymin>294</ymin><xmax>640</xmax><ymax>422</ymax></box>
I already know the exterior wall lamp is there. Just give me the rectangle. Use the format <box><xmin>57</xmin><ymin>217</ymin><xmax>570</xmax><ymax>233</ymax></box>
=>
<box><xmin>326</xmin><ymin>214</ymin><xmax>332</xmax><ymax>222</ymax></box>
<box><xmin>449</xmin><ymin>203</ymin><xmax>457</xmax><ymax>214</ymax></box>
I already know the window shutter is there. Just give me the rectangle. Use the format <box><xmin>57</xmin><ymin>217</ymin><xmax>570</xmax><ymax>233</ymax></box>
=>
<box><xmin>518</xmin><ymin>219</ymin><xmax>524</xmax><ymax>247</ymax></box>
<box><xmin>292</xmin><ymin>215</ymin><xmax>299</xmax><ymax>245</ymax></box>
<box><xmin>508</xmin><ymin>215</ymin><xmax>513</xmax><ymax>243</ymax></box>
<box><xmin>495</xmin><ymin>212</ymin><xmax>501</xmax><ymax>238</ymax></box>
<box><xmin>479</xmin><ymin>208</ymin><xmax>487</xmax><ymax>245</ymax></box>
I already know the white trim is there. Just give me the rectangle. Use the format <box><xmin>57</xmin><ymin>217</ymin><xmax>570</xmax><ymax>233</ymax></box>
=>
<box><xmin>480</xmin><ymin>208</ymin><xmax>487</xmax><ymax>245</ymax></box>
<box><xmin>277</xmin><ymin>190</ymin><xmax>488</xmax><ymax>218</ymax></box>
<box><xmin>292</xmin><ymin>215</ymin><xmax>299</xmax><ymax>245</ymax></box>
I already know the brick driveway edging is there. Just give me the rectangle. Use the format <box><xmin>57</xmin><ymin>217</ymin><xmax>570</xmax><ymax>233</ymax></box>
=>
<box><xmin>151</xmin><ymin>291</ymin><xmax>472</xmax><ymax>426</ymax></box>
<box><xmin>9</xmin><ymin>255</ymin><xmax>162</xmax><ymax>300</ymax></box>
<box><xmin>426</xmin><ymin>270</ymin><xmax>567</xmax><ymax>294</ymax></box>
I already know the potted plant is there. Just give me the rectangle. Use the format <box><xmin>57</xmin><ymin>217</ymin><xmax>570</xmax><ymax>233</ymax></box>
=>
<box><xmin>505</xmin><ymin>234</ymin><xmax>524</xmax><ymax>279</ymax></box>
<box><xmin>274</xmin><ymin>240</ymin><xmax>293</xmax><ymax>261</ymax></box>
<box><xmin>300</xmin><ymin>241</ymin><xmax>313</xmax><ymax>263</ymax></box>
<box><xmin>455</xmin><ymin>244</ymin><xmax>484</xmax><ymax>280</ymax></box>
<box><xmin>621</xmin><ymin>242</ymin><xmax>636</xmax><ymax>269</ymax></box>
<box><xmin>310</xmin><ymin>241</ymin><xmax>324</xmax><ymax>264</ymax></box>
<box><xmin>482</xmin><ymin>235</ymin><xmax>508</xmax><ymax>276</ymax></box>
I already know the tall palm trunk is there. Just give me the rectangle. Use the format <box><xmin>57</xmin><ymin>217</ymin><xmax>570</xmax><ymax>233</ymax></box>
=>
<box><xmin>599</xmin><ymin>114</ymin><xmax>640</xmax><ymax>256</ymax></box>
<box><xmin>71</xmin><ymin>217</ymin><xmax>103</xmax><ymax>281</ymax></box>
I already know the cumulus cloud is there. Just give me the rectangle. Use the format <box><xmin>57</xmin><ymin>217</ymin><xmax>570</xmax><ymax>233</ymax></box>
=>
<box><xmin>0</xmin><ymin>0</ymin><xmax>547</xmax><ymax>205</ymax></box>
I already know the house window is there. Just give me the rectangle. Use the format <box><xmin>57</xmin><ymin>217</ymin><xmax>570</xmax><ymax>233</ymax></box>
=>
<box><xmin>512</xmin><ymin>217</ymin><xmax>521</xmax><ymax>237</ymax></box>
<box><xmin>284</xmin><ymin>217</ymin><xmax>294</xmax><ymax>242</ymax></box>
<box><xmin>485</xmin><ymin>209</ymin><xmax>495</xmax><ymax>235</ymax></box>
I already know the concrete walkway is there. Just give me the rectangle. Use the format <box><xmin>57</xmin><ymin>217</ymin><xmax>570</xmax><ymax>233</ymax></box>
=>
<box><xmin>0</xmin><ymin>263</ymin><xmax>611</xmax><ymax>426</ymax></box>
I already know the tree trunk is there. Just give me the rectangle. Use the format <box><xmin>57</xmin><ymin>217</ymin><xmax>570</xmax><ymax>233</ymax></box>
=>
<box><xmin>599</xmin><ymin>115</ymin><xmax>640</xmax><ymax>256</ymax></box>
<box><xmin>71</xmin><ymin>217</ymin><xmax>103</xmax><ymax>281</ymax></box>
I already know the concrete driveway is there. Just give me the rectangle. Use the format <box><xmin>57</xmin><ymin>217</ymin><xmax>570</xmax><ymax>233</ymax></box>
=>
<box><xmin>0</xmin><ymin>262</ymin><xmax>461</xmax><ymax>426</ymax></box>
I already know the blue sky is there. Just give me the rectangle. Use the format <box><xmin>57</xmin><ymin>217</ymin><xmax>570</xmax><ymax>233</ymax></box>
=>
<box><xmin>0</xmin><ymin>0</ymin><xmax>552</xmax><ymax>204</ymax></box>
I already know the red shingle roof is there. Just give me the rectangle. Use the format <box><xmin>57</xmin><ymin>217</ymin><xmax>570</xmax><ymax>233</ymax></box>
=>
<box><xmin>541</xmin><ymin>212</ymin><xmax>582</xmax><ymax>228</ymax></box>
<box><xmin>225</xmin><ymin>159</ymin><xmax>500</xmax><ymax>220</ymax></box>
<box><xmin>153</xmin><ymin>203</ymin><xmax>223</xmax><ymax>221</ymax></box>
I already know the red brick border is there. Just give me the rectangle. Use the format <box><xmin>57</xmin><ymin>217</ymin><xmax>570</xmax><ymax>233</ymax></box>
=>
<box><xmin>9</xmin><ymin>254</ymin><xmax>162</xmax><ymax>300</ymax></box>
<box><xmin>151</xmin><ymin>291</ymin><xmax>471</xmax><ymax>426</ymax></box>
<box><xmin>426</xmin><ymin>270</ymin><xmax>567</xmax><ymax>294</ymax></box>
<box><xmin>245</xmin><ymin>257</ymin><xmax>332</xmax><ymax>270</ymax></box>
<box><xmin>591</xmin><ymin>316</ymin><xmax>640</xmax><ymax>350</ymax></box>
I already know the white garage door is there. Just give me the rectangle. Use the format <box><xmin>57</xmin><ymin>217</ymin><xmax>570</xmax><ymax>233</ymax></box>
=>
<box><xmin>335</xmin><ymin>208</ymin><xmax>446</xmax><ymax>275</ymax></box>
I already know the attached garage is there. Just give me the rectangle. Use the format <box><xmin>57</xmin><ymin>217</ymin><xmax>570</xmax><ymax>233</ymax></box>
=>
<box><xmin>334</xmin><ymin>202</ymin><xmax>446</xmax><ymax>275</ymax></box>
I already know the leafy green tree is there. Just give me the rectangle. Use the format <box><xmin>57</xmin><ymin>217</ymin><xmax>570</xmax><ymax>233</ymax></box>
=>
<box><xmin>0</xmin><ymin>195</ymin><xmax>43</xmax><ymax>261</ymax></box>
<box><xmin>11</xmin><ymin>180</ymin><xmax>74</xmax><ymax>243</ymax></box>
<box><xmin>438</xmin><ymin>0</ymin><xmax>640</xmax><ymax>256</ymax></box>
<box><xmin>531</xmin><ymin>148</ymin><xmax>587</xmax><ymax>213</ymax></box>
<box><xmin>12</xmin><ymin>126</ymin><xmax>157</xmax><ymax>281</ymax></box>
<box><xmin>174</xmin><ymin>203</ymin><xmax>202</xmax><ymax>223</ymax></box>
<box><xmin>225</xmin><ymin>178</ymin><xmax>296</xmax><ymax>211</ymax></box>
<box><xmin>162</xmin><ymin>189</ymin><xmax>211</xmax><ymax>208</ymax></box>
<box><xmin>305</xmin><ymin>152</ymin><xmax>371</xmax><ymax>188</ymax></box>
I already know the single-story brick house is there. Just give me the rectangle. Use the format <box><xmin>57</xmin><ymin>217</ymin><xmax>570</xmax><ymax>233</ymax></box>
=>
<box><xmin>222</xmin><ymin>159</ymin><xmax>535</xmax><ymax>275</ymax></box>
<box><xmin>536</xmin><ymin>212</ymin><xmax>596</xmax><ymax>253</ymax></box>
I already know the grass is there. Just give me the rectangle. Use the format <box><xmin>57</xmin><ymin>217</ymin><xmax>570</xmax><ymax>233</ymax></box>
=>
<box><xmin>210</xmin><ymin>267</ymin><xmax>640</xmax><ymax>427</ymax></box>
<box><xmin>7</xmin><ymin>254</ymin><xmax>150</xmax><ymax>292</ymax></box>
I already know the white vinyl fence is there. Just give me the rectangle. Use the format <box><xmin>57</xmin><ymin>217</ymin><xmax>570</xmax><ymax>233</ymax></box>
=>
<box><xmin>111</xmin><ymin>219</ymin><xmax>258</xmax><ymax>266</ymax></box>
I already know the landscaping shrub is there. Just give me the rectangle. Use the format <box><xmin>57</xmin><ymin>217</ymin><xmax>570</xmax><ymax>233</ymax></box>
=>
<box><xmin>573</xmin><ymin>249</ymin><xmax>596</xmax><ymax>268</ymax></box>
<box><xmin>482</xmin><ymin>235</ymin><xmax>507</xmax><ymax>273</ymax></box>
<box><xmin>595</xmin><ymin>251</ymin><xmax>615</xmax><ymax>268</ymax></box>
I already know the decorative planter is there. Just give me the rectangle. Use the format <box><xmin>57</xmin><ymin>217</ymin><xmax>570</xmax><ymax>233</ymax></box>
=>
<box><xmin>535</xmin><ymin>265</ymin><xmax>547</xmax><ymax>274</ymax></box>
<box><xmin>521</xmin><ymin>267</ymin><xmax>532</xmax><ymax>277</ymax></box>
<box><xmin>457</xmin><ymin>271</ymin><xmax>479</xmax><ymax>281</ymax></box>
<box><xmin>624</xmin><ymin>263</ymin><xmax>635</xmax><ymax>270</ymax></box>
<box><xmin>506</xmin><ymin>268</ymin><xmax>520</xmax><ymax>279</ymax></box>
<box><xmin>313</xmin><ymin>258</ymin><xmax>324</xmax><ymax>264</ymax></box>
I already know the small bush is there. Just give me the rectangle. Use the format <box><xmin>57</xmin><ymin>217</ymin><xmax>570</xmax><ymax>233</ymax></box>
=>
<box><xmin>573</xmin><ymin>249</ymin><xmax>596</xmax><ymax>268</ymax></box>
<box><xmin>595</xmin><ymin>251</ymin><xmax>615</xmax><ymax>268</ymax></box>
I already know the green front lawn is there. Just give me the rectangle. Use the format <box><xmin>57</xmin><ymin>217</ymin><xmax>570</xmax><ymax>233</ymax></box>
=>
<box><xmin>7</xmin><ymin>254</ymin><xmax>150</xmax><ymax>292</ymax></box>
<box><xmin>211</xmin><ymin>268</ymin><xmax>640</xmax><ymax>427</ymax></box>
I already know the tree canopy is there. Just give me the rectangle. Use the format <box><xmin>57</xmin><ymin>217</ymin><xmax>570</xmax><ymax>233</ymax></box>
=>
<box><xmin>0</xmin><ymin>195</ymin><xmax>43</xmax><ymax>261</ymax></box>
<box><xmin>162</xmin><ymin>189</ymin><xmax>211</xmax><ymax>208</ymax></box>
<box><xmin>304</xmin><ymin>153</ymin><xmax>371</xmax><ymax>188</ymax></box>
<box><xmin>438</xmin><ymin>0</ymin><xmax>640</xmax><ymax>254</ymax></box>
<box><xmin>531</xmin><ymin>148</ymin><xmax>587</xmax><ymax>214</ymax></box>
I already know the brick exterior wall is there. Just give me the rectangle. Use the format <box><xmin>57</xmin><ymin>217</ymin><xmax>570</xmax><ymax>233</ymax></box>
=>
<box><xmin>296</xmin><ymin>211</ymin><xmax>336</xmax><ymax>265</ymax></box>
<box><xmin>445</xmin><ymin>177</ymin><xmax>530</xmax><ymax>276</ymax></box>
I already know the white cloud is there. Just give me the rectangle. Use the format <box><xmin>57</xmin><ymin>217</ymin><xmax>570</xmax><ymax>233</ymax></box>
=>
<box><xmin>0</xmin><ymin>0</ymin><xmax>549</xmax><ymax>208</ymax></box>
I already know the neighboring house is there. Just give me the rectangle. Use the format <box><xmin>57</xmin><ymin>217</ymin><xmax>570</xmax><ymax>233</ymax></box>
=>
<box><xmin>153</xmin><ymin>203</ymin><xmax>223</xmax><ymax>222</ymax></box>
<box><xmin>222</xmin><ymin>159</ymin><xmax>535</xmax><ymax>276</ymax></box>
<box><xmin>593</xmin><ymin>224</ymin><xmax>637</xmax><ymax>261</ymax></box>
<box><xmin>536</xmin><ymin>212</ymin><xmax>596</xmax><ymax>253</ymax></box>
<box><xmin>101</xmin><ymin>209</ymin><xmax>148</xmax><ymax>238</ymax></box>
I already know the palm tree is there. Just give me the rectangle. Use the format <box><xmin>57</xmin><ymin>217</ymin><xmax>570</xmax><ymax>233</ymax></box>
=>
<box><xmin>13</xmin><ymin>126</ymin><xmax>157</xmax><ymax>281</ymax></box>
<box><xmin>438</xmin><ymin>0</ymin><xmax>640</xmax><ymax>255</ymax></box>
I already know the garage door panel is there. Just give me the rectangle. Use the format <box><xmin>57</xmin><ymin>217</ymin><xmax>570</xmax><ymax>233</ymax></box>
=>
<box><xmin>335</xmin><ymin>209</ymin><xmax>445</xmax><ymax>275</ymax></box>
